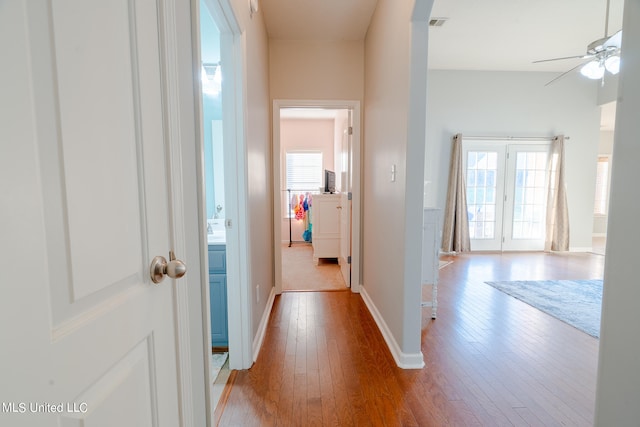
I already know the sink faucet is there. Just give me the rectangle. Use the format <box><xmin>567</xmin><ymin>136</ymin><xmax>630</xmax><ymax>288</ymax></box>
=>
<box><xmin>207</xmin><ymin>222</ymin><xmax>212</xmax><ymax>234</ymax></box>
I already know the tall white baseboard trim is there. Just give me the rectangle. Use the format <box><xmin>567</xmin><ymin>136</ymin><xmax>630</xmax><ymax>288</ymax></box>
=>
<box><xmin>360</xmin><ymin>287</ymin><xmax>425</xmax><ymax>370</ymax></box>
<box><xmin>569</xmin><ymin>247</ymin><xmax>593</xmax><ymax>253</ymax></box>
<box><xmin>252</xmin><ymin>287</ymin><xmax>276</xmax><ymax>362</ymax></box>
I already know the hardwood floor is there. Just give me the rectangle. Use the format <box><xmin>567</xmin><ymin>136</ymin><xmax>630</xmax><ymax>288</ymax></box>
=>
<box><xmin>218</xmin><ymin>252</ymin><xmax>604</xmax><ymax>426</ymax></box>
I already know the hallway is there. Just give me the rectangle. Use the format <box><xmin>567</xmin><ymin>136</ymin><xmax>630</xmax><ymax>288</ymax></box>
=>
<box><xmin>218</xmin><ymin>252</ymin><xmax>602</xmax><ymax>425</ymax></box>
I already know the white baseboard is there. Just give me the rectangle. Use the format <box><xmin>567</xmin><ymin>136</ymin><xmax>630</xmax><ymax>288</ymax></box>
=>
<box><xmin>252</xmin><ymin>286</ymin><xmax>276</xmax><ymax>362</ymax></box>
<box><xmin>592</xmin><ymin>233</ymin><xmax>607</xmax><ymax>238</ymax></box>
<box><xmin>569</xmin><ymin>247</ymin><xmax>593</xmax><ymax>253</ymax></box>
<box><xmin>359</xmin><ymin>287</ymin><xmax>424</xmax><ymax>370</ymax></box>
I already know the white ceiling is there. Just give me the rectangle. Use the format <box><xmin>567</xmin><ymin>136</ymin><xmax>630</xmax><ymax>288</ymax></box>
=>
<box><xmin>262</xmin><ymin>0</ymin><xmax>622</xmax><ymax>126</ymax></box>
<box><xmin>429</xmin><ymin>0</ymin><xmax>624</xmax><ymax>72</ymax></box>
<box><xmin>261</xmin><ymin>0</ymin><xmax>624</xmax><ymax>72</ymax></box>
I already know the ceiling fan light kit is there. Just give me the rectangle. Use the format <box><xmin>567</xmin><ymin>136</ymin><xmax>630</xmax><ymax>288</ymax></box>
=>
<box><xmin>604</xmin><ymin>55</ymin><xmax>620</xmax><ymax>74</ymax></box>
<box><xmin>535</xmin><ymin>0</ymin><xmax>622</xmax><ymax>85</ymax></box>
<box><xmin>580</xmin><ymin>60</ymin><xmax>606</xmax><ymax>79</ymax></box>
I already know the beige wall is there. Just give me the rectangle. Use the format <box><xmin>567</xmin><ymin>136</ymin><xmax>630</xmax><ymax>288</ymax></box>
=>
<box><xmin>279</xmin><ymin>118</ymin><xmax>335</xmax><ymax>242</ymax></box>
<box><xmin>363</xmin><ymin>0</ymin><xmax>431</xmax><ymax>363</ymax></box>
<box><xmin>238</xmin><ymin>6</ymin><xmax>274</xmax><ymax>340</ymax></box>
<box><xmin>269</xmin><ymin>39</ymin><xmax>364</xmax><ymax>101</ymax></box>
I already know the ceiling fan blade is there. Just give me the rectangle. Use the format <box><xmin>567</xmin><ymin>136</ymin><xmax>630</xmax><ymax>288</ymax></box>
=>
<box><xmin>533</xmin><ymin>54</ymin><xmax>592</xmax><ymax>63</ymax></box>
<box><xmin>603</xmin><ymin>29</ymin><xmax>622</xmax><ymax>48</ymax></box>
<box><xmin>544</xmin><ymin>60</ymin><xmax>593</xmax><ymax>86</ymax></box>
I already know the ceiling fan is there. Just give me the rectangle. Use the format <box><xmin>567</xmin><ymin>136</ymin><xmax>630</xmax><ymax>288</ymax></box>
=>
<box><xmin>534</xmin><ymin>0</ymin><xmax>622</xmax><ymax>86</ymax></box>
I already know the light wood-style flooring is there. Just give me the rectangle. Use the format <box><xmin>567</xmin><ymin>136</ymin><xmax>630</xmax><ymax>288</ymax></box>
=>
<box><xmin>218</xmin><ymin>252</ymin><xmax>605</xmax><ymax>426</ymax></box>
<box><xmin>281</xmin><ymin>243</ymin><xmax>347</xmax><ymax>291</ymax></box>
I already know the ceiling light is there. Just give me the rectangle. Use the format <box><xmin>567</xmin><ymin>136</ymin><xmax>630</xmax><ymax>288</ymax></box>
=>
<box><xmin>201</xmin><ymin>64</ymin><xmax>221</xmax><ymax>96</ymax></box>
<box><xmin>580</xmin><ymin>60</ymin><xmax>605</xmax><ymax>80</ymax></box>
<box><xmin>604</xmin><ymin>55</ymin><xmax>621</xmax><ymax>74</ymax></box>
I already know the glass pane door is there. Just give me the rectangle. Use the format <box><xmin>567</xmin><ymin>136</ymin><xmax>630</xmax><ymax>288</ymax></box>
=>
<box><xmin>462</xmin><ymin>141</ymin><xmax>550</xmax><ymax>252</ymax></box>
<box><xmin>502</xmin><ymin>145</ymin><xmax>549</xmax><ymax>251</ymax></box>
<box><xmin>463</xmin><ymin>143</ymin><xmax>506</xmax><ymax>251</ymax></box>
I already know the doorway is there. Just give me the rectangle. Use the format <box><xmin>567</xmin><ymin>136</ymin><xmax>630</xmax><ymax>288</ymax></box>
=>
<box><xmin>198</xmin><ymin>0</ymin><xmax>229</xmax><ymax>403</ymax></box>
<box><xmin>195</xmin><ymin>0</ymin><xmax>253</xmax><ymax>414</ymax></box>
<box><xmin>273</xmin><ymin>101</ymin><xmax>362</xmax><ymax>295</ymax></box>
<box><xmin>462</xmin><ymin>140</ymin><xmax>550</xmax><ymax>251</ymax></box>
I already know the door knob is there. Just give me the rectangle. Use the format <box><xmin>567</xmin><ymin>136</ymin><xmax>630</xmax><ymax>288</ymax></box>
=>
<box><xmin>150</xmin><ymin>251</ymin><xmax>187</xmax><ymax>284</ymax></box>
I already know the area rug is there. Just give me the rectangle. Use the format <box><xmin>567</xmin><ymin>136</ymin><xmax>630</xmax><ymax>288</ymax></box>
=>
<box><xmin>484</xmin><ymin>279</ymin><xmax>603</xmax><ymax>338</ymax></box>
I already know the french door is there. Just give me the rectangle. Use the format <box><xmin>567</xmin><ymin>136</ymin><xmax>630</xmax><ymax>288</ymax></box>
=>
<box><xmin>463</xmin><ymin>141</ymin><xmax>550</xmax><ymax>251</ymax></box>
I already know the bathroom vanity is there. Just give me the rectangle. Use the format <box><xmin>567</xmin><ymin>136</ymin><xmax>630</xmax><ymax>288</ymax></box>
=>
<box><xmin>208</xmin><ymin>221</ymin><xmax>228</xmax><ymax>347</ymax></box>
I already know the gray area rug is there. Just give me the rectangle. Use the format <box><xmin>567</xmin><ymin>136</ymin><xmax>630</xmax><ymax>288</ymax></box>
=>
<box><xmin>484</xmin><ymin>279</ymin><xmax>603</xmax><ymax>338</ymax></box>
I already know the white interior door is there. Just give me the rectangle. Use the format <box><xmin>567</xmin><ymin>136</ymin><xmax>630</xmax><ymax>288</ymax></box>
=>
<box><xmin>339</xmin><ymin>112</ymin><xmax>352</xmax><ymax>287</ymax></box>
<box><xmin>2</xmin><ymin>1</ymin><xmax>181</xmax><ymax>425</ymax></box>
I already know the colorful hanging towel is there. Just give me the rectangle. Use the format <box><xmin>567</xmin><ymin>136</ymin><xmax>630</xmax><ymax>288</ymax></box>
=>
<box><xmin>294</xmin><ymin>194</ymin><xmax>305</xmax><ymax>220</ymax></box>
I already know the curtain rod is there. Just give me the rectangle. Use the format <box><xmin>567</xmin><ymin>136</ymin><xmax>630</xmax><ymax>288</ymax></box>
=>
<box><xmin>462</xmin><ymin>135</ymin><xmax>570</xmax><ymax>141</ymax></box>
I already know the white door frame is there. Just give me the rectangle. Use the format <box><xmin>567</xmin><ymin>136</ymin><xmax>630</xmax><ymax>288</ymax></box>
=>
<box><xmin>273</xmin><ymin>99</ymin><xmax>362</xmax><ymax>294</ymax></box>
<box><xmin>170</xmin><ymin>0</ymin><xmax>253</xmax><ymax>424</ymax></box>
<box><xmin>195</xmin><ymin>0</ymin><xmax>253</xmax><ymax>368</ymax></box>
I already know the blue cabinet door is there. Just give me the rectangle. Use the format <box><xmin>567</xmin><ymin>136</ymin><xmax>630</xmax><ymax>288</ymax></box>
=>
<box><xmin>209</xmin><ymin>273</ymin><xmax>228</xmax><ymax>346</ymax></box>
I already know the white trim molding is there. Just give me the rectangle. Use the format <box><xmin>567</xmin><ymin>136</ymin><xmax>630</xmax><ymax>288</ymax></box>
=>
<box><xmin>360</xmin><ymin>287</ymin><xmax>425</xmax><ymax>370</ymax></box>
<box><xmin>569</xmin><ymin>247</ymin><xmax>593</xmax><ymax>253</ymax></box>
<box><xmin>252</xmin><ymin>286</ymin><xmax>276</xmax><ymax>361</ymax></box>
<box><xmin>272</xmin><ymin>99</ymin><xmax>362</xmax><ymax>295</ymax></box>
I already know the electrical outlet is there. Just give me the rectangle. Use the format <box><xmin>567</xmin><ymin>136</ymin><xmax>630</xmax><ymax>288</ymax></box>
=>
<box><xmin>256</xmin><ymin>284</ymin><xmax>260</xmax><ymax>303</ymax></box>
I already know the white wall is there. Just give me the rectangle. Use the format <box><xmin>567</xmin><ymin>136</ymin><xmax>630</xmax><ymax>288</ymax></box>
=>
<box><xmin>334</xmin><ymin>110</ymin><xmax>349</xmax><ymax>192</ymax></box>
<box><xmin>425</xmin><ymin>70</ymin><xmax>601</xmax><ymax>251</ymax></box>
<box><xmin>595</xmin><ymin>0</ymin><xmax>640</xmax><ymax>423</ymax></box>
<box><xmin>363</xmin><ymin>0</ymin><xmax>431</xmax><ymax>367</ymax></box>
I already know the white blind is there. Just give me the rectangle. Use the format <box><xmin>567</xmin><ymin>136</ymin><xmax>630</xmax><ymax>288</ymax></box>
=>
<box><xmin>286</xmin><ymin>151</ymin><xmax>323</xmax><ymax>191</ymax></box>
<box><xmin>594</xmin><ymin>156</ymin><xmax>610</xmax><ymax>215</ymax></box>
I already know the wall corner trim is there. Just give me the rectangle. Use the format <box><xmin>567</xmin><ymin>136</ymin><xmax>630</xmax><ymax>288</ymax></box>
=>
<box><xmin>252</xmin><ymin>286</ymin><xmax>277</xmax><ymax>362</ymax></box>
<box><xmin>360</xmin><ymin>286</ymin><xmax>425</xmax><ymax>370</ymax></box>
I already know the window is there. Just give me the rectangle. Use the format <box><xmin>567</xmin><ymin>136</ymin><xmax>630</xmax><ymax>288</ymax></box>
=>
<box><xmin>594</xmin><ymin>156</ymin><xmax>611</xmax><ymax>215</ymax></box>
<box><xmin>285</xmin><ymin>151</ymin><xmax>323</xmax><ymax>216</ymax></box>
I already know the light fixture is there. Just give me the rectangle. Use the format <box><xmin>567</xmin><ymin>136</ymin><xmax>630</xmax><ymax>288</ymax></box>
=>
<box><xmin>605</xmin><ymin>55</ymin><xmax>620</xmax><ymax>74</ymax></box>
<box><xmin>201</xmin><ymin>63</ymin><xmax>221</xmax><ymax>96</ymax></box>
<box><xmin>580</xmin><ymin>60</ymin><xmax>605</xmax><ymax>80</ymax></box>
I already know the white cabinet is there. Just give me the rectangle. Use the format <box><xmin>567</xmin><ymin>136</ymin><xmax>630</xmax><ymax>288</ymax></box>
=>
<box><xmin>312</xmin><ymin>194</ymin><xmax>341</xmax><ymax>263</ymax></box>
<box><xmin>421</xmin><ymin>208</ymin><xmax>440</xmax><ymax>319</ymax></box>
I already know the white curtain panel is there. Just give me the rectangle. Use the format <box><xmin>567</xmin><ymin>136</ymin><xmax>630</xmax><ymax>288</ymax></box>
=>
<box><xmin>545</xmin><ymin>135</ymin><xmax>570</xmax><ymax>251</ymax></box>
<box><xmin>442</xmin><ymin>134</ymin><xmax>471</xmax><ymax>253</ymax></box>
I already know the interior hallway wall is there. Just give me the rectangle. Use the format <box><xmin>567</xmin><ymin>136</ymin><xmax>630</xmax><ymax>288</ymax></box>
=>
<box><xmin>269</xmin><ymin>40</ymin><xmax>364</xmax><ymax>101</ymax></box>
<box><xmin>225</xmin><ymin>2</ymin><xmax>274</xmax><ymax>348</ymax></box>
<box><xmin>362</xmin><ymin>0</ymin><xmax>432</xmax><ymax>365</ymax></box>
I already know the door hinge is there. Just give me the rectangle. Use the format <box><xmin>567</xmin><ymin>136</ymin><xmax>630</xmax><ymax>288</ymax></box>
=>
<box><xmin>347</xmin><ymin>256</ymin><xmax>352</xmax><ymax>264</ymax></box>
<box><xmin>502</xmin><ymin>237</ymin><xmax>505</xmax><ymax>243</ymax></box>
<box><xmin>348</xmin><ymin>126</ymin><xmax>353</xmax><ymax>135</ymax></box>
<box><xmin>504</xmin><ymin>194</ymin><xmax>507</xmax><ymax>202</ymax></box>
<box><xmin>348</xmin><ymin>192</ymin><xmax>352</xmax><ymax>200</ymax></box>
